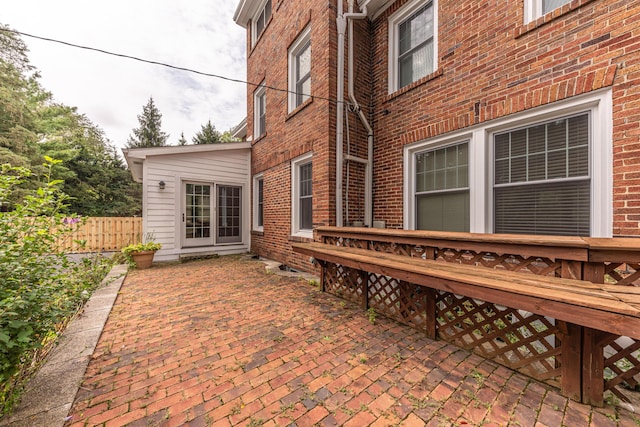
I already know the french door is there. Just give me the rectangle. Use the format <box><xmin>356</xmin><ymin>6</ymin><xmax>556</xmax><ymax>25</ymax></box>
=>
<box><xmin>182</xmin><ymin>182</ymin><xmax>242</xmax><ymax>247</ymax></box>
<box><xmin>183</xmin><ymin>182</ymin><xmax>213</xmax><ymax>247</ymax></box>
<box><xmin>217</xmin><ymin>185</ymin><xmax>242</xmax><ymax>244</ymax></box>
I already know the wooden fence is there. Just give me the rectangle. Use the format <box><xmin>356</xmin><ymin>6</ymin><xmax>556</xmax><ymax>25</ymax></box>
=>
<box><xmin>58</xmin><ymin>217</ymin><xmax>143</xmax><ymax>252</ymax></box>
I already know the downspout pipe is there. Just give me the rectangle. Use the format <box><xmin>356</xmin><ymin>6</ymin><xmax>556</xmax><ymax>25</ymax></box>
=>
<box><xmin>336</xmin><ymin>0</ymin><xmax>346</xmax><ymax>227</ymax></box>
<box><xmin>346</xmin><ymin>1</ymin><xmax>373</xmax><ymax>227</ymax></box>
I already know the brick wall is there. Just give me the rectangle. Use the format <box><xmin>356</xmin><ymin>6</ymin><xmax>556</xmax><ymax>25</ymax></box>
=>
<box><xmin>247</xmin><ymin>0</ymin><xmax>339</xmax><ymax>272</ymax></box>
<box><xmin>244</xmin><ymin>0</ymin><xmax>640</xmax><ymax>271</ymax></box>
<box><xmin>367</xmin><ymin>0</ymin><xmax>640</xmax><ymax>235</ymax></box>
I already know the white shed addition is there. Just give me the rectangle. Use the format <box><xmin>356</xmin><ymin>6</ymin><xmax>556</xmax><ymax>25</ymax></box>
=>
<box><xmin>123</xmin><ymin>142</ymin><xmax>252</xmax><ymax>262</ymax></box>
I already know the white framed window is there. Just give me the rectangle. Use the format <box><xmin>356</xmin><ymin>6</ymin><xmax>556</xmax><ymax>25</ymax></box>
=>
<box><xmin>493</xmin><ymin>113</ymin><xmax>590</xmax><ymax>235</ymax></box>
<box><xmin>288</xmin><ymin>26</ymin><xmax>311</xmax><ymax>112</ymax></box>
<box><xmin>404</xmin><ymin>89</ymin><xmax>613</xmax><ymax>237</ymax></box>
<box><xmin>253</xmin><ymin>174</ymin><xmax>264</xmax><ymax>231</ymax></box>
<box><xmin>388</xmin><ymin>0</ymin><xmax>437</xmax><ymax>93</ymax></box>
<box><xmin>291</xmin><ymin>152</ymin><xmax>313</xmax><ymax>238</ymax></box>
<box><xmin>415</xmin><ymin>141</ymin><xmax>470</xmax><ymax>232</ymax></box>
<box><xmin>524</xmin><ymin>0</ymin><xmax>572</xmax><ymax>23</ymax></box>
<box><xmin>251</xmin><ymin>0</ymin><xmax>272</xmax><ymax>46</ymax></box>
<box><xmin>254</xmin><ymin>83</ymin><xmax>266</xmax><ymax>139</ymax></box>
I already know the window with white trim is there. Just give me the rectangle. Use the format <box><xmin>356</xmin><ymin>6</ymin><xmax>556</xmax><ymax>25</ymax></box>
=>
<box><xmin>252</xmin><ymin>0</ymin><xmax>271</xmax><ymax>46</ymax></box>
<box><xmin>288</xmin><ymin>26</ymin><xmax>311</xmax><ymax>112</ymax></box>
<box><xmin>415</xmin><ymin>142</ymin><xmax>469</xmax><ymax>232</ymax></box>
<box><xmin>388</xmin><ymin>0</ymin><xmax>436</xmax><ymax>93</ymax></box>
<box><xmin>493</xmin><ymin>114</ymin><xmax>590</xmax><ymax>235</ymax></box>
<box><xmin>254</xmin><ymin>83</ymin><xmax>266</xmax><ymax>139</ymax></box>
<box><xmin>291</xmin><ymin>153</ymin><xmax>313</xmax><ymax>237</ymax></box>
<box><xmin>524</xmin><ymin>0</ymin><xmax>572</xmax><ymax>23</ymax></box>
<box><xmin>253</xmin><ymin>174</ymin><xmax>264</xmax><ymax>231</ymax></box>
<box><xmin>404</xmin><ymin>90</ymin><xmax>613</xmax><ymax>237</ymax></box>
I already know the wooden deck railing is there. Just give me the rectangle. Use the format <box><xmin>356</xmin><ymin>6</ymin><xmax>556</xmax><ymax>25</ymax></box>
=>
<box><xmin>57</xmin><ymin>217</ymin><xmax>142</xmax><ymax>252</ymax></box>
<box><xmin>313</xmin><ymin>226</ymin><xmax>640</xmax><ymax>405</ymax></box>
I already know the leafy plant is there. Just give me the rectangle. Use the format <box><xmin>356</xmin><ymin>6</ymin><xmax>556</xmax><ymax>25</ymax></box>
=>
<box><xmin>121</xmin><ymin>241</ymin><xmax>162</xmax><ymax>256</ymax></box>
<box><xmin>0</xmin><ymin>159</ymin><xmax>114</xmax><ymax>415</ymax></box>
<box><xmin>367</xmin><ymin>307</ymin><xmax>377</xmax><ymax>324</ymax></box>
<box><xmin>470</xmin><ymin>369</ymin><xmax>485</xmax><ymax>387</ymax></box>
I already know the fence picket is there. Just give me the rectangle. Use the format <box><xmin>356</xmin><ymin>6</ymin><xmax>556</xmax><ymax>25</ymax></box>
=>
<box><xmin>58</xmin><ymin>217</ymin><xmax>143</xmax><ymax>252</ymax></box>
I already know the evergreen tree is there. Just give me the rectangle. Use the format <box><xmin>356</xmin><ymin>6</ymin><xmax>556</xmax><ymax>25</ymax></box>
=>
<box><xmin>0</xmin><ymin>24</ymin><xmax>142</xmax><ymax>216</ymax></box>
<box><xmin>178</xmin><ymin>132</ymin><xmax>188</xmax><ymax>145</ymax></box>
<box><xmin>192</xmin><ymin>120</ymin><xmax>221</xmax><ymax>144</ymax></box>
<box><xmin>126</xmin><ymin>97</ymin><xmax>169</xmax><ymax>148</ymax></box>
<box><xmin>0</xmin><ymin>25</ymin><xmax>40</xmax><ymax>170</ymax></box>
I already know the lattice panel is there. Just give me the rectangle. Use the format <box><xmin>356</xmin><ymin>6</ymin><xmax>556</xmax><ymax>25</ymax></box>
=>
<box><xmin>324</xmin><ymin>236</ymin><xmax>340</xmax><ymax>246</ymax></box>
<box><xmin>316</xmin><ymin>235</ymin><xmax>640</xmax><ymax>403</ymax></box>
<box><xmin>605</xmin><ymin>262</ymin><xmax>640</xmax><ymax>287</ymax></box>
<box><xmin>368</xmin><ymin>274</ymin><xmax>401</xmax><ymax>318</ymax></box>
<box><xmin>367</xmin><ymin>274</ymin><xmax>427</xmax><ymax>330</ymax></box>
<box><xmin>323</xmin><ymin>263</ymin><xmax>364</xmax><ymax>304</ymax></box>
<box><xmin>604</xmin><ymin>336</ymin><xmax>640</xmax><ymax>402</ymax></box>
<box><xmin>436</xmin><ymin>292</ymin><xmax>561</xmax><ymax>386</ymax></box>
<box><xmin>436</xmin><ymin>249</ymin><xmax>561</xmax><ymax>276</ymax></box>
<box><xmin>365</xmin><ymin>242</ymin><xmax>563</xmax><ymax>277</ymax></box>
<box><xmin>324</xmin><ymin>236</ymin><xmax>368</xmax><ymax>249</ymax></box>
<box><xmin>370</xmin><ymin>241</ymin><xmax>416</xmax><ymax>257</ymax></box>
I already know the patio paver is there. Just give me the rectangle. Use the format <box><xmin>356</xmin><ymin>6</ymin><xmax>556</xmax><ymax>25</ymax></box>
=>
<box><xmin>64</xmin><ymin>255</ymin><xmax>639</xmax><ymax>426</ymax></box>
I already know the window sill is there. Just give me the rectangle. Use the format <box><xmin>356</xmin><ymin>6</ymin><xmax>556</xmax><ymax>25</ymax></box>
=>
<box><xmin>286</xmin><ymin>97</ymin><xmax>313</xmax><ymax>121</ymax></box>
<box><xmin>253</xmin><ymin>132</ymin><xmax>267</xmax><ymax>145</ymax></box>
<box><xmin>251</xmin><ymin>229</ymin><xmax>264</xmax><ymax>236</ymax></box>
<box><xmin>516</xmin><ymin>0</ymin><xmax>595</xmax><ymax>39</ymax></box>
<box><xmin>385</xmin><ymin>67</ymin><xmax>444</xmax><ymax>103</ymax></box>
<box><xmin>288</xmin><ymin>233</ymin><xmax>313</xmax><ymax>243</ymax></box>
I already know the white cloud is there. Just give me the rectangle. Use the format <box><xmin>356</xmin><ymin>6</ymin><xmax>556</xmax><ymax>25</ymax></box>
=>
<box><xmin>1</xmin><ymin>0</ymin><xmax>247</xmax><ymax>148</ymax></box>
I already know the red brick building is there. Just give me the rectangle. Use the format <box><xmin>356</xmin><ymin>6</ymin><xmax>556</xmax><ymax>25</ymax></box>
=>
<box><xmin>234</xmin><ymin>0</ymin><xmax>640</xmax><ymax>271</ymax></box>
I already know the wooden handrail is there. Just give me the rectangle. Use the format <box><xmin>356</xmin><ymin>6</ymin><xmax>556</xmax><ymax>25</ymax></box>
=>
<box><xmin>314</xmin><ymin>227</ymin><xmax>640</xmax><ymax>264</ymax></box>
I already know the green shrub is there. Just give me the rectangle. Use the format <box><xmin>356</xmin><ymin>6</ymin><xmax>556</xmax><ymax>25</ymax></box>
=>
<box><xmin>0</xmin><ymin>159</ymin><xmax>114</xmax><ymax>414</ymax></box>
<box><xmin>121</xmin><ymin>241</ymin><xmax>162</xmax><ymax>256</ymax></box>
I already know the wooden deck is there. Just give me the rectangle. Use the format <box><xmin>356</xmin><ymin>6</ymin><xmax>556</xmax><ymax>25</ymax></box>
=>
<box><xmin>293</xmin><ymin>242</ymin><xmax>640</xmax><ymax>339</ymax></box>
<box><xmin>293</xmin><ymin>227</ymin><xmax>640</xmax><ymax>406</ymax></box>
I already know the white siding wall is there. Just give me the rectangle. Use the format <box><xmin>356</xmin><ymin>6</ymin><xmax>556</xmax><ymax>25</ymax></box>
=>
<box><xmin>142</xmin><ymin>148</ymin><xmax>251</xmax><ymax>261</ymax></box>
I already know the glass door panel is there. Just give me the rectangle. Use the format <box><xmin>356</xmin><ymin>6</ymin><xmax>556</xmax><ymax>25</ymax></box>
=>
<box><xmin>217</xmin><ymin>185</ymin><xmax>242</xmax><ymax>244</ymax></box>
<box><xmin>183</xmin><ymin>182</ymin><xmax>213</xmax><ymax>247</ymax></box>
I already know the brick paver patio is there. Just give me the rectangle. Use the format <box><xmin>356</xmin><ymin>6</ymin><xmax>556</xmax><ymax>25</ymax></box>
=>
<box><xmin>65</xmin><ymin>256</ymin><xmax>639</xmax><ymax>426</ymax></box>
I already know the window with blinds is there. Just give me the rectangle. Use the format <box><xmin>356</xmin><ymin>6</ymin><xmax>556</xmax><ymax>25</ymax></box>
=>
<box><xmin>493</xmin><ymin>113</ymin><xmax>590</xmax><ymax>236</ymax></box>
<box><xmin>299</xmin><ymin>162</ymin><xmax>313</xmax><ymax>230</ymax></box>
<box><xmin>257</xmin><ymin>177</ymin><xmax>264</xmax><ymax>228</ymax></box>
<box><xmin>415</xmin><ymin>142</ymin><xmax>469</xmax><ymax>232</ymax></box>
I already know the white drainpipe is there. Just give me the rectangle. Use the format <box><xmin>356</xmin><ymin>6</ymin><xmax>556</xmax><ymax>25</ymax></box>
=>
<box><xmin>346</xmin><ymin>1</ymin><xmax>372</xmax><ymax>227</ymax></box>
<box><xmin>336</xmin><ymin>0</ymin><xmax>346</xmax><ymax>227</ymax></box>
<box><xmin>336</xmin><ymin>0</ymin><xmax>372</xmax><ymax>228</ymax></box>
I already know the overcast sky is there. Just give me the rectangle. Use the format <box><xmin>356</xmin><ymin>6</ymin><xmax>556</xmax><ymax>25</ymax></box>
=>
<box><xmin>1</xmin><ymin>1</ymin><xmax>247</xmax><ymax>149</ymax></box>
